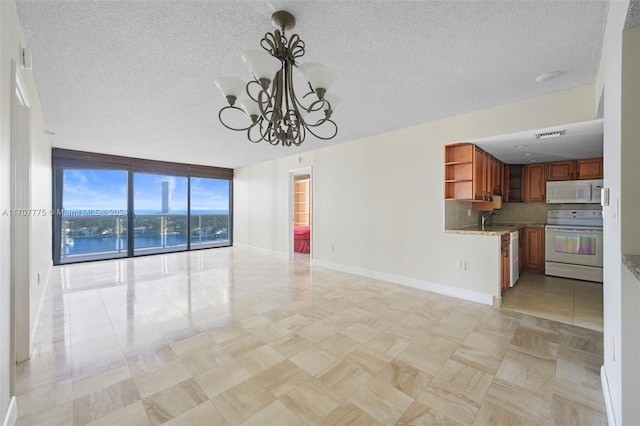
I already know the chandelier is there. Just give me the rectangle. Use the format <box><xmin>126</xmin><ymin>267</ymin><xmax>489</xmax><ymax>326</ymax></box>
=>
<box><xmin>214</xmin><ymin>11</ymin><xmax>337</xmax><ymax>147</ymax></box>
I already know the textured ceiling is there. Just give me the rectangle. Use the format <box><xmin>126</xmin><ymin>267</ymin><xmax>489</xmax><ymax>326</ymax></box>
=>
<box><xmin>625</xmin><ymin>0</ymin><xmax>640</xmax><ymax>28</ymax></box>
<box><xmin>474</xmin><ymin>119</ymin><xmax>603</xmax><ymax>164</ymax></box>
<box><xmin>15</xmin><ymin>0</ymin><xmax>609</xmax><ymax>169</ymax></box>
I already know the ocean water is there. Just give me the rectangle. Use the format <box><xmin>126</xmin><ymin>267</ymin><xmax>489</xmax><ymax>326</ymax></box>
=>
<box><xmin>64</xmin><ymin>234</ymin><xmax>228</xmax><ymax>256</ymax></box>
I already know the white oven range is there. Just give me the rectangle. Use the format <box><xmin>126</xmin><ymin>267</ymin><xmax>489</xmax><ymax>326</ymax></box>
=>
<box><xmin>545</xmin><ymin>209</ymin><xmax>603</xmax><ymax>283</ymax></box>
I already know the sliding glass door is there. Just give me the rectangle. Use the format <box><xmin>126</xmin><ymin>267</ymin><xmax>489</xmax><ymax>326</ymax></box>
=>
<box><xmin>52</xmin><ymin>149</ymin><xmax>234</xmax><ymax>265</ymax></box>
<box><xmin>133</xmin><ymin>173</ymin><xmax>188</xmax><ymax>255</ymax></box>
<box><xmin>59</xmin><ymin>169</ymin><xmax>128</xmax><ymax>263</ymax></box>
<box><xmin>190</xmin><ymin>177</ymin><xmax>230</xmax><ymax>248</ymax></box>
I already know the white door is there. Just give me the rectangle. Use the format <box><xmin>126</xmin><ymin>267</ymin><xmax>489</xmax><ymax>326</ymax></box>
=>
<box><xmin>11</xmin><ymin>63</ymin><xmax>32</xmax><ymax>366</ymax></box>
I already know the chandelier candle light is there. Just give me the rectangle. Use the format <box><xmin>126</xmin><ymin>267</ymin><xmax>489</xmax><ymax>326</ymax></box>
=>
<box><xmin>214</xmin><ymin>11</ymin><xmax>337</xmax><ymax>147</ymax></box>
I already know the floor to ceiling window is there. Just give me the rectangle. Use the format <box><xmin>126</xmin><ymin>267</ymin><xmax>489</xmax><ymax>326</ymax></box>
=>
<box><xmin>59</xmin><ymin>169</ymin><xmax>129</xmax><ymax>262</ymax></box>
<box><xmin>190</xmin><ymin>177</ymin><xmax>231</xmax><ymax>248</ymax></box>
<box><xmin>133</xmin><ymin>173</ymin><xmax>189</xmax><ymax>255</ymax></box>
<box><xmin>52</xmin><ymin>149</ymin><xmax>233</xmax><ymax>265</ymax></box>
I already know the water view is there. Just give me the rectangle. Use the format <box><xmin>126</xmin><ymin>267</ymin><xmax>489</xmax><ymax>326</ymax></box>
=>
<box><xmin>59</xmin><ymin>169</ymin><xmax>231</xmax><ymax>263</ymax></box>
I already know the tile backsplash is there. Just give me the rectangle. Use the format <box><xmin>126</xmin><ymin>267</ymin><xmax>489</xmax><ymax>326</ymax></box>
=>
<box><xmin>493</xmin><ymin>202</ymin><xmax>601</xmax><ymax>224</ymax></box>
<box><xmin>444</xmin><ymin>201</ymin><xmax>480</xmax><ymax>229</ymax></box>
<box><xmin>444</xmin><ymin>201</ymin><xmax>601</xmax><ymax>229</ymax></box>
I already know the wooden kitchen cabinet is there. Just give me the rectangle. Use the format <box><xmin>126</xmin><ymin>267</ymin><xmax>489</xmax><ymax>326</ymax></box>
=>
<box><xmin>474</xmin><ymin>147</ymin><xmax>489</xmax><ymax>200</ymax></box>
<box><xmin>524</xmin><ymin>226</ymin><xmax>545</xmax><ymax>273</ymax></box>
<box><xmin>547</xmin><ymin>160</ymin><xmax>575</xmax><ymax>181</ymax></box>
<box><xmin>504</xmin><ymin>164</ymin><xmax>523</xmax><ymax>202</ymax></box>
<box><xmin>444</xmin><ymin>143</ymin><xmax>474</xmax><ymax>200</ymax></box>
<box><xmin>518</xmin><ymin>228</ymin><xmax>525</xmax><ymax>273</ymax></box>
<box><xmin>444</xmin><ymin>143</ymin><xmax>503</xmax><ymax>202</ymax></box>
<box><xmin>492</xmin><ymin>156</ymin><xmax>503</xmax><ymax>194</ymax></box>
<box><xmin>547</xmin><ymin>157</ymin><xmax>603</xmax><ymax>181</ymax></box>
<box><xmin>576</xmin><ymin>158</ymin><xmax>603</xmax><ymax>179</ymax></box>
<box><xmin>524</xmin><ymin>163</ymin><xmax>546</xmax><ymax>202</ymax></box>
<box><xmin>501</xmin><ymin>234</ymin><xmax>510</xmax><ymax>294</ymax></box>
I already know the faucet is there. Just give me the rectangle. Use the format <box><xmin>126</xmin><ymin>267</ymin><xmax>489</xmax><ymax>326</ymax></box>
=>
<box><xmin>481</xmin><ymin>211</ymin><xmax>501</xmax><ymax>230</ymax></box>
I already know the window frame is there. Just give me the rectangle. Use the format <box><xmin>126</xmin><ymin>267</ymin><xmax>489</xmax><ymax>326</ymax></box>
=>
<box><xmin>52</xmin><ymin>148</ymin><xmax>233</xmax><ymax>265</ymax></box>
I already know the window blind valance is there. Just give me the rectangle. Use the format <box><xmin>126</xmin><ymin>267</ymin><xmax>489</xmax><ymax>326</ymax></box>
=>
<box><xmin>52</xmin><ymin>148</ymin><xmax>233</xmax><ymax>180</ymax></box>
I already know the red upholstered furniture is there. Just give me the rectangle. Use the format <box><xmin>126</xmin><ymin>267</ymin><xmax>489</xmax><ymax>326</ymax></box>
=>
<box><xmin>294</xmin><ymin>226</ymin><xmax>310</xmax><ymax>253</ymax></box>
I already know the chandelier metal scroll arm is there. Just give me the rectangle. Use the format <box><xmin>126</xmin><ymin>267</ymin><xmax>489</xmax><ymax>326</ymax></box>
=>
<box><xmin>305</xmin><ymin>118</ymin><xmax>337</xmax><ymax>141</ymax></box>
<box><xmin>260</xmin><ymin>32</ymin><xmax>279</xmax><ymax>56</ymax></box>
<box><xmin>218</xmin><ymin>105</ymin><xmax>259</xmax><ymax>132</ymax></box>
<box><xmin>287</xmin><ymin>34</ymin><xmax>305</xmax><ymax>60</ymax></box>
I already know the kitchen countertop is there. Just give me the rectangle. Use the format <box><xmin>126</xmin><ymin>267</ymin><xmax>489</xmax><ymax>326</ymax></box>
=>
<box><xmin>622</xmin><ymin>254</ymin><xmax>640</xmax><ymax>281</ymax></box>
<box><xmin>445</xmin><ymin>223</ymin><xmax>546</xmax><ymax>236</ymax></box>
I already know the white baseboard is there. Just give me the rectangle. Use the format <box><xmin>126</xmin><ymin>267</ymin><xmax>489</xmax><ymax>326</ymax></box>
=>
<box><xmin>233</xmin><ymin>243</ymin><xmax>289</xmax><ymax>260</ymax></box>
<box><xmin>601</xmin><ymin>365</ymin><xmax>616</xmax><ymax>426</ymax></box>
<box><xmin>312</xmin><ymin>259</ymin><xmax>494</xmax><ymax>306</ymax></box>
<box><xmin>2</xmin><ymin>396</ymin><xmax>17</xmax><ymax>426</ymax></box>
<box><xmin>30</xmin><ymin>260</ymin><xmax>53</xmax><ymax>356</ymax></box>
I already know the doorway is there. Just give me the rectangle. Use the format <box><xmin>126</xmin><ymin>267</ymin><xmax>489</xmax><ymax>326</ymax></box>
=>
<box><xmin>289</xmin><ymin>167</ymin><xmax>312</xmax><ymax>261</ymax></box>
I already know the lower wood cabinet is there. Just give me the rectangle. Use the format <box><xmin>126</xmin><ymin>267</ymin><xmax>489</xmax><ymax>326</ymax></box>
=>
<box><xmin>501</xmin><ymin>234</ymin><xmax>510</xmax><ymax>294</ymax></box>
<box><xmin>524</xmin><ymin>226</ymin><xmax>545</xmax><ymax>273</ymax></box>
<box><xmin>518</xmin><ymin>228</ymin><xmax>524</xmax><ymax>274</ymax></box>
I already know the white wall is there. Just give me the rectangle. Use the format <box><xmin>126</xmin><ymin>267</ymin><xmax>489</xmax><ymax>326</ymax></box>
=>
<box><xmin>598</xmin><ymin>1</ymin><xmax>629</xmax><ymax>424</ymax></box>
<box><xmin>234</xmin><ymin>84</ymin><xmax>597</xmax><ymax>303</ymax></box>
<box><xmin>0</xmin><ymin>1</ymin><xmax>12</xmax><ymax>419</ymax></box>
<box><xmin>28</xmin><ymin>91</ymin><xmax>52</xmax><ymax>334</ymax></box>
<box><xmin>1</xmin><ymin>1</ymin><xmax>52</xmax><ymax>422</ymax></box>
<box><xmin>620</xmin><ymin>24</ymin><xmax>640</xmax><ymax>426</ymax></box>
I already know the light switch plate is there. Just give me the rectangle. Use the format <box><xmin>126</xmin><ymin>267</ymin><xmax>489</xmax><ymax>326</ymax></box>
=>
<box><xmin>601</xmin><ymin>187</ymin><xmax>610</xmax><ymax>206</ymax></box>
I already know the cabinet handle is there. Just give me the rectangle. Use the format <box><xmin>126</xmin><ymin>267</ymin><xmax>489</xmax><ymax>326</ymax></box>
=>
<box><xmin>576</xmin><ymin>171</ymin><xmax>580</xmax><ymax>178</ymax></box>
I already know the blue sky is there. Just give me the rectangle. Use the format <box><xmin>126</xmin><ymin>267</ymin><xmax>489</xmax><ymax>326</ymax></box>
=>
<box><xmin>63</xmin><ymin>170</ymin><xmax>229</xmax><ymax>212</ymax></box>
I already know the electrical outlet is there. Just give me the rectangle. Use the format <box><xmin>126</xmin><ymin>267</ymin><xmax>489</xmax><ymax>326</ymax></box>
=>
<box><xmin>457</xmin><ymin>260</ymin><xmax>466</xmax><ymax>271</ymax></box>
<box><xmin>467</xmin><ymin>208</ymin><xmax>472</xmax><ymax>217</ymax></box>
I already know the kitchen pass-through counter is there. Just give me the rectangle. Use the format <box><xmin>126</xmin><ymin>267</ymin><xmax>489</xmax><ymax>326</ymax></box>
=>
<box><xmin>445</xmin><ymin>223</ymin><xmax>546</xmax><ymax>236</ymax></box>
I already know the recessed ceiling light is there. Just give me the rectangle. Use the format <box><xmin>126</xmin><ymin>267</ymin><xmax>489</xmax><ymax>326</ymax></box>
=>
<box><xmin>530</xmin><ymin>159</ymin><xmax>537</xmax><ymax>162</ymax></box>
<box><xmin>536</xmin><ymin>130</ymin><xmax>565</xmax><ymax>139</ymax></box>
<box><xmin>524</xmin><ymin>153</ymin><xmax>532</xmax><ymax>156</ymax></box>
<box><xmin>535</xmin><ymin>71</ymin><xmax>562</xmax><ymax>83</ymax></box>
<box><xmin>514</xmin><ymin>144</ymin><xmax>527</xmax><ymax>149</ymax></box>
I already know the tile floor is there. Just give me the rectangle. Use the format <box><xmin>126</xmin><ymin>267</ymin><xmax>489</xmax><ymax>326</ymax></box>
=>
<box><xmin>16</xmin><ymin>248</ymin><xmax>606</xmax><ymax>425</ymax></box>
<box><xmin>501</xmin><ymin>272</ymin><xmax>603</xmax><ymax>332</ymax></box>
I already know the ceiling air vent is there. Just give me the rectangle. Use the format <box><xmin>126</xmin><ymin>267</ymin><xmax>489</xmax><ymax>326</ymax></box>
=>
<box><xmin>536</xmin><ymin>130</ymin><xmax>565</xmax><ymax>139</ymax></box>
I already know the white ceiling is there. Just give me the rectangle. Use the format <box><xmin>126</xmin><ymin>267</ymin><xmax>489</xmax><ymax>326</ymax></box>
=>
<box><xmin>15</xmin><ymin>0</ymin><xmax>609</xmax><ymax>169</ymax></box>
<box><xmin>473</xmin><ymin>119</ymin><xmax>604</xmax><ymax>164</ymax></box>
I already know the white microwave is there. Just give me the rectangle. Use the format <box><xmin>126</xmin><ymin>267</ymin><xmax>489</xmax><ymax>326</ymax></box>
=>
<box><xmin>546</xmin><ymin>179</ymin><xmax>603</xmax><ymax>204</ymax></box>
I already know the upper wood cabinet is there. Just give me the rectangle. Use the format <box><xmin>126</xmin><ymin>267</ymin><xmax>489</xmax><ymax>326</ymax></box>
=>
<box><xmin>524</xmin><ymin>163</ymin><xmax>546</xmax><ymax>202</ymax></box>
<box><xmin>447</xmin><ymin>148</ymin><xmax>602</xmax><ymax>203</ymax></box>
<box><xmin>576</xmin><ymin>158</ymin><xmax>603</xmax><ymax>179</ymax></box>
<box><xmin>547</xmin><ymin>158</ymin><xmax>603</xmax><ymax>181</ymax></box>
<box><xmin>474</xmin><ymin>147</ymin><xmax>489</xmax><ymax>200</ymax></box>
<box><xmin>444</xmin><ymin>143</ymin><xmax>503</xmax><ymax>201</ymax></box>
<box><xmin>547</xmin><ymin>160</ymin><xmax>575</xmax><ymax>181</ymax></box>
<box><xmin>444</xmin><ymin>143</ymin><xmax>474</xmax><ymax>200</ymax></box>
<box><xmin>504</xmin><ymin>164</ymin><xmax>523</xmax><ymax>202</ymax></box>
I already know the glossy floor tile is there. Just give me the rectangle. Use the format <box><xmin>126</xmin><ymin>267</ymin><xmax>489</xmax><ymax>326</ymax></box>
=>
<box><xmin>16</xmin><ymin>248</ymin><xmax>605</xmax><ymax>425</ymax></box>
<box><xmin>501</xmin><ymin>272</ymin><xmax>604</xmax><ymax>331</ymax></box>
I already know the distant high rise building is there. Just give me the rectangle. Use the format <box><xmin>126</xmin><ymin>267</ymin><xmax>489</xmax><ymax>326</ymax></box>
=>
<box><xmin>161</xmin><ymin>181</ymin><xmax>171</xmax><ymax>213</ymax></box>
